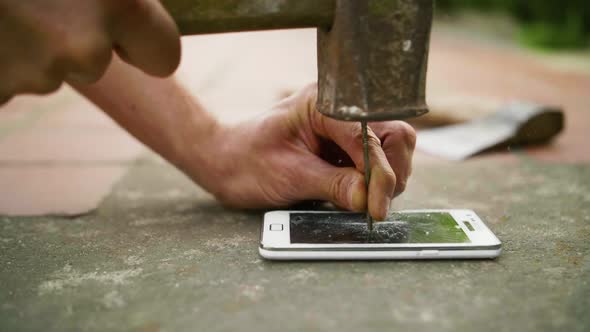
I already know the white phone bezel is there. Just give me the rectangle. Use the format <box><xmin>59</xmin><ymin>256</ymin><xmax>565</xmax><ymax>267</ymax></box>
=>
<box><xmin>260</xmin><ymin>209</ymin><xmax>501</xmax><ymax>256</ymax></box>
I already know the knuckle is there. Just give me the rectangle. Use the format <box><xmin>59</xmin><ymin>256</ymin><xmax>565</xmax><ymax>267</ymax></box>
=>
<box><xmin>328</xmin><ymin>171</ymin><xmax>350</xmax><ymax>204</ymax></box>
<box><xmin>304</xmin><ymin>82</ymin><xmax>318</xmax><ymax>112</ymax></box>
<box><xmin>351</xmin><ymin>124</ymin><xmax>381</xmax><ymax>148</ymax></box>
<box><xmin>383</xmin><ymin>168</ymin><xmax>397</xmax><ymax>188</ymax></box>
<box><xmin>350</xmin><ymin>123</ymin><xmax>363</xmax><ymax>142</ymax></box>
<box><xmin>80</xmin><ymin>42</ymin><xmax>111</xmax><ymax>69</ymax></box>
<box><xmin>394</xmin><ymin>121</ymin><xmax>417</xmax><ymax>149</ymax></box>
<box><xmin>63</xmin><ymin>34</ymin><xmax>112</xmax><ymax>80</ymax></box>
<box><xmin>395</xmin><ymin>178</ymin><xmax>407</xmax><ymax>195</ymax></box>
<box><xmin>366</xmin><ymin>132</ymin><xmax>382</xmax><ymax>148</ymax></box>
<box><xmin>303</xmin><ymin>82</ymin><xmax>318</xmax><ymax>96</ymax></box>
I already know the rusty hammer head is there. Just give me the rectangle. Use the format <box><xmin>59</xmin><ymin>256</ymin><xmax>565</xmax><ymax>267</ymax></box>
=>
<box><xmin>317</xmin><ymin>0</ymin><xmax>433</xmax><ymax>122</ymax></box>
<box><xmin>165</xmin><ymin>0</ymin><xmax>433</xmax><ymax>122</ymax></box>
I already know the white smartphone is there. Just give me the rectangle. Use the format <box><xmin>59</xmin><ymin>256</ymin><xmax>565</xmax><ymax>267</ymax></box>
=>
<box><xmin>259</xmin><ymin>209</ymin><xmax>501</xmax><ymax>260</ymax></box>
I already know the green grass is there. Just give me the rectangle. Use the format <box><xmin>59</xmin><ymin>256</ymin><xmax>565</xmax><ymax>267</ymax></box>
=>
<box><xmin>436</xmin><ymin>0</ymin><xmax>590</xmax><ymax>49</ymax></box>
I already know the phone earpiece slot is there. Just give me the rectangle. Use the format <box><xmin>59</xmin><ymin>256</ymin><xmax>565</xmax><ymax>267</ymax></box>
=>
<box><xmin>463</xmin><ymin>221</ymin><xmax>475</xmax><ymax>231</ymax></box>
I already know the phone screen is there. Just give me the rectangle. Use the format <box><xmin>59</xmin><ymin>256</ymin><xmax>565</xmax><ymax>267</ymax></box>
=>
<box><xmin>289</xmin><ymin>212</ymin><xmax>471</xmax><ymax>244</ymax></box>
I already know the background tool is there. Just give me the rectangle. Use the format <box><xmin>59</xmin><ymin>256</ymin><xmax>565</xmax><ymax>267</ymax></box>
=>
<box><xmin>417</xmin><ymin>102</ymin><xmax>565</xmax><ymax>160</ymax></box>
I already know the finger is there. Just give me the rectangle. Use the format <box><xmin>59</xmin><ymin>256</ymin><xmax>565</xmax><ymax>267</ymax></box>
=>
<box><xmin>293</xmin><ymin>84</ymin><xmax>396</xmax><ymax>219</ymax></box>
<box><xmin>311</xmin><ymin>113</ymin><xmax>374</xmax><ymax>172</ymax></box>
<box><xmin>107</xmin><ymin>0</ymin><xmax>181</xmax><ymax>77</ymax></box>
<box><xmin>313</xmin><ymin>120</ymin><xmax>396</xmax><ymax>219</ymax></box>
<box><xmin>370</xmin><ymin>121</ymin><xmax>417</xmax><ymax>196</ymax></box>
<box><xmin>62</xmin><ymin>34</ymin><xmax>113</xmax><ymax>85</ymax></box>
<box><xmin>366</xmin><ymin>135</ymin><xmax>397</xmax><ymax>221</ymax></box>
<box><xmin>298</xmin><ymin>157</ymin><xmax>367</xmax><ymax>213</ymax></box>
<box><xmin>311</xmin><ymin>117</ymin><xmax>396</xmax><ymax>219</ymax></box>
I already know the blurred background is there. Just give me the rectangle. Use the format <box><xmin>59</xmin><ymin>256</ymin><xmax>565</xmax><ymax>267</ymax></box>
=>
<box><xmin>438</xmin><ymin>0</ymin><xmax>590</xmax><ymax>49</ymax></box>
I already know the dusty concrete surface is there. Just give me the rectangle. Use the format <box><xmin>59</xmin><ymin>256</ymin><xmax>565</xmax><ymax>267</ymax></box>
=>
<box><xmin>1</xmin><ymin>153</ymin><xmax>588</xmax><ymax>332</ymax></box>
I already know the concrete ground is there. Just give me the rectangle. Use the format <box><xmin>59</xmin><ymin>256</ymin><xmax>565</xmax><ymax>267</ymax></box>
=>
<box><xmin>1</xmin><ymin>18</ymin><xmax>589</xmax><ymax>332</ymax></box>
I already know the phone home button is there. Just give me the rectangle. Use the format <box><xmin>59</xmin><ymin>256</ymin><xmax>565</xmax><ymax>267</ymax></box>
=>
<box><xmin>269</xmin><ymin>224</ymin><xmax>283</xmax><ymax>231</ymax></box>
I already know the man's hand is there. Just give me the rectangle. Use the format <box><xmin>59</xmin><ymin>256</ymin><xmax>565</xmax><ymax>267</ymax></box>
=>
<box><xmin>0</xmin><ymin>0</ymin><xmax>180</xmax><ymax>104</ymax></box>
<box><xmin>74</xmin><ymin>58</ymin><xmax>415</xmax><ymax>219</ymax></box>
<box><xmin>187</xmin><ymin>84</ymin><xmax>416</xmax><ymax>220</ymax></box>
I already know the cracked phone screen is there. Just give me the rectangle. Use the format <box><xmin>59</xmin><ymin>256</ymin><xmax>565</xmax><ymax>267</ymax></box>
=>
<box><xmin>289</xmin><ymin>212</ymin><xmax>470</xmax><ymax>244</ymax></box>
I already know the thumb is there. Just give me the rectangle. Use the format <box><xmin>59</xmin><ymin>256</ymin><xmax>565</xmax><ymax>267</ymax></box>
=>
<box><xmin>299</xmin><ymin>159</ymin><xmax>367</xmax><ymax>212</ymax></box>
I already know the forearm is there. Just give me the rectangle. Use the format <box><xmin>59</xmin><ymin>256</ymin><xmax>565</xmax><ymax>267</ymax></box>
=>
<box><xmin>72</xmin><ymin>54</ymin><xmax>220</xmax><ymax>182</ymax></box>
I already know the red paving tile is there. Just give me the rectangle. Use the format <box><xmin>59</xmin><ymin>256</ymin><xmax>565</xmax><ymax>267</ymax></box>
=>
<box><xmin>0</xmin><ymin>166</ymin><xmax>126</xmax><ymax>216</ymax></box>
<box><xmin>0</xmin><ymin>127</ymin><xmax>144</xmax><ymax>162</ymax></box>
<box><xmin>0</xmin><ymin>86</ymin><xmax>143</xmax><ymax>216</ymax></box>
